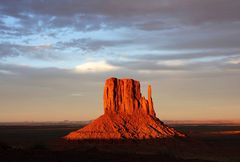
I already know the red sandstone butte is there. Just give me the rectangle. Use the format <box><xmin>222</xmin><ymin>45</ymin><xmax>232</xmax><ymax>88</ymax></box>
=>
<box><xmin>64</xmin><ymin>77</ymin><xmax>185</xmax><ymax>140</ymax></box>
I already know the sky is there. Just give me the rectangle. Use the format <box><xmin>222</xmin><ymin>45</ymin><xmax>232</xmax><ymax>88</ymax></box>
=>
<box><xmin>0</xmin><ymin>0</ymin><xmax>240</xmax><ymax>122</ymax></box>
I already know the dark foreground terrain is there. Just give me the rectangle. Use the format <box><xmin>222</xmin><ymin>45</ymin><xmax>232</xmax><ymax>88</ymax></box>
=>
<box><xmin>0</xmin><ymin>123</ymin><xmax>240</xmax><ymax>162</ymax></box>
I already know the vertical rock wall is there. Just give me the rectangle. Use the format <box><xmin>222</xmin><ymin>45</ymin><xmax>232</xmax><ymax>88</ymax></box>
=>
<box><xmin>104</xmin><ymin>77</ymin><xmax>156</xmax><ymax>116</ymax></box>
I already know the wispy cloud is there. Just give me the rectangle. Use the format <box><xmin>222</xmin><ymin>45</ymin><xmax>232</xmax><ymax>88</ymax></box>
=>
<box><xmin>0</xmin><ymin>69</ymin><xmax>16</xmax><ymax>75</ymax></box>
<box><xmin>70</xmin><ymin>93</ymin><xmax>84</xmax><ymax>97</ymax></box>
<box><xmin>74</xmin><ymin>60</ymin><xmax>119</xmax><ymax>73</ymax></box>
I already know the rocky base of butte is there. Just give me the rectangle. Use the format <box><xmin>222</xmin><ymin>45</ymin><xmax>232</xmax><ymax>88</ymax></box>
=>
<box><xmin>64</xmin><ymin>77</ymin><xmax>185</xmax><ymax>140</ymax></box>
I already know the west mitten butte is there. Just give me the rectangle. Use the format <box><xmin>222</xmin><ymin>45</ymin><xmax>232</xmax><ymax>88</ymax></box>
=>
<box><xmin>64</xmin><ymin>77</ymin><xmax>185</xmax><ymax>140</ymax></box>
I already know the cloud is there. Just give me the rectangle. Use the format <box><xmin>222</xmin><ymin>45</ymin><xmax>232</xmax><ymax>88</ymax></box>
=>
<box><xmin>1</xmin><ymin>0</ymin><xmax>240</xmax><ymax>29</ymax></box>
<box><xmin>0</xmin><ymin>0</ymin><xmax>240</xmax><ymax>79</ymax></box>
<box><xmin>0</xmin><ymin>69</ymin><xmax>15</xmax><ymax>75</ymax></box>
<box><xmin>56</xmin><ymin>38</ymin><xmax>132</xmax><ymax>51</ymax></box>
<box><xmin>107</xmin><ymin>59</ymin><xmax>192</xmax><ymax>71</ymax></box>
<box><xmin>1</xmin><ymin>0</ymin><xmax>240</xmax><ymax>38</ymax></box>
<box><xmin>70</xmin><ymin>93</ymin><xmax>84</xmax><ymax>97</ymax></box>
<box><xmin>107</xmin><ymin>53</ymin><xmax>240</xmax><ymax>72</ymax></box>
<box><xmin>74</xmin><ymin>60</ymin><xmax>119</xmax><ymax>73</ymax></box>
<box><xmin>0</xmin><ymin>42</ymin><xmax>57</xmax><ymax>60</ymax></box>
<box><xmin>157</xmin><ymin>60</ymin><xmax>186</xmax><ymax>66</ymax></box>
<box><xmin>126</xmin><ymin>49</ymin><xmax>240</xmax><ymax>61</ymax></box>
<box><xmin>136</xmin><ymin>20</ymin><xmax>179</xmax><ymax>31</ymax></box>
<box><xmin>227</xmin><ymin>57</ymin><xmax>240</xmax><ymax>65</ymax></box>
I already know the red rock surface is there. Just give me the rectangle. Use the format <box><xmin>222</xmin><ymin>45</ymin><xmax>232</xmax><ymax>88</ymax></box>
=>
<box><xmin>104</xmin><ymin>78</ymin><xmax>155</xmax><ymax>116</ymax></box>
<box><xmin>64</xmin><ymin>77</ymin><xmax>185</xmax><ymax>140</ymax></box>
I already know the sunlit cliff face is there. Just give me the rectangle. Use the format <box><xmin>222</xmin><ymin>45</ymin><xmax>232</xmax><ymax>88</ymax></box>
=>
<box><xmin>103</xmin><ymin>78</ymin><xmax>155</xmax><ymax>116</ymax></box>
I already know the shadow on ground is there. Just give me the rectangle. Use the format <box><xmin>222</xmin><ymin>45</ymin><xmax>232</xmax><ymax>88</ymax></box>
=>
<box><xmin>0</xmin><ymin>125</ymin><xmax>240</xmax><ymax>162</ymax></box>
<box><xmin>0</xmin><ymin>137</ymin><xmax>237</xmax><ymax>162</ymax></box>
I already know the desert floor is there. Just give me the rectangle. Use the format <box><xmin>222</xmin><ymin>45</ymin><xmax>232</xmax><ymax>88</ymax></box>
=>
<box><xmin>0</xmin><ymin>123</ymin><xmax>240</xmax><ymax>162</ymax></box>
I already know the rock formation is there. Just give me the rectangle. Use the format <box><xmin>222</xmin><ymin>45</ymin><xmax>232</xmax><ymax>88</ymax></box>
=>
<box><xmin>64</xmin><ymin>77</ymin><xmax>185</xmax><ymax>140</ymax></box>
<box><xmin>104</xmin><ymin>78</ymin><xmax>155</xmax><ymax>116</ymax></box>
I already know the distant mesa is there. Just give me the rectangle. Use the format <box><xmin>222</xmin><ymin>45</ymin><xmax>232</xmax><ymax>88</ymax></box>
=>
<box><xmin>64</xmin><ymin>77</ymin><xmax>185</xmax><ymax>140</ymax></box>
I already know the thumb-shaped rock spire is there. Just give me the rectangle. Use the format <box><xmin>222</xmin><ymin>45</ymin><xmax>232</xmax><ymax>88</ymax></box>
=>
<box><xmin>148</xmin><ymin>85</ymin><xmax>156</xmax><ymax>116</ymax></box>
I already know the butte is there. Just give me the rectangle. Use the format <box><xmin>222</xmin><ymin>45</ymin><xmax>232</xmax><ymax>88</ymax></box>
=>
<box><xmin>64</xmin><ymin>77</ymin><xmax>185</xmax><ymax>140</ymax></box>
